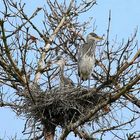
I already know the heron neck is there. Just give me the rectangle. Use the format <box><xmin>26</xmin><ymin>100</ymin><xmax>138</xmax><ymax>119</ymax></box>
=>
<box><xmin>87</xmin><ymin>39</ymin><xmax>96</xmax><ymax>45</ymax></box>
<box><xmin>87</xmin><ymin>40</ymin><xmax>96</xmax><ymax>53</ymax></box>
<box><xmin>59</xmin><ymin>65</ymin><xmax>65</xmax><ymax>81</ymax></box>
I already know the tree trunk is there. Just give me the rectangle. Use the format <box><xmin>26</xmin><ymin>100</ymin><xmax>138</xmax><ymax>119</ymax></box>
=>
<box><xmin>44</xmin><ymin>124</ymin><xmax>56</xmax><ymax>140</ymax></box>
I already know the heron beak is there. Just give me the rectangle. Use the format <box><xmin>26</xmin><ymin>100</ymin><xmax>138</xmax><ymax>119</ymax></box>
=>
<box><xmin>96</xmin><ymin>36</ymin><xmax>103</xmax><ymax>41</ymax></box>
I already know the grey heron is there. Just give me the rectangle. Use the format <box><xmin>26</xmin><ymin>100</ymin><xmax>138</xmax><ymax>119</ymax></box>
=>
<box><xmin>53</xmin><ymin>56</ymin><xmax>74</xmax><ymax>87</ymax></box>
<box><xmin>78</xmin><ymin>32</ymin><xmax>103</xmax><ymax>87</ymax></box>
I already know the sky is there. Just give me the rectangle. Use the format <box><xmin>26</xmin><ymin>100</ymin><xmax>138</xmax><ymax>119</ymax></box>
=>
<box><xmin>0</xmin><ymin>0</ymin><xmax>140</xmax><ymax>139</ymax></box>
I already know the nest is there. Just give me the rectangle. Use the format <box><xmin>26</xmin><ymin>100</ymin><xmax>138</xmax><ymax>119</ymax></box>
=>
<box><xmin>17</xmin><ymin>84</ymin><xmax>108</xmax><ymax>129</ymax></box>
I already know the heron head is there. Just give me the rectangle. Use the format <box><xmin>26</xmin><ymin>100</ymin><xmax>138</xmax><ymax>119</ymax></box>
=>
<box><xmin>53</xmin><ymin>56</ymin><xmax>66</xmax><ymax>68</ymax></box>
<box><xmin>86</xmin><ymin>32</ymin><xmax>103</xmax><ymax>42</ymax></box>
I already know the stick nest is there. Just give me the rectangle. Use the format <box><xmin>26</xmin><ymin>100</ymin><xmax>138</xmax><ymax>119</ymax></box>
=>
<box><xmin>16</xmin><ymin>84</ymin><xmax>107</xmax><ymax>128</ymax></box>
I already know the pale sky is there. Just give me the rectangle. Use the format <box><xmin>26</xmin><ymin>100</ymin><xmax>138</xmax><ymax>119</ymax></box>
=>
<box><xmin>0</xmin><ymin>0</ymin><xmax>140</xmax><ymax>139</ymax></box>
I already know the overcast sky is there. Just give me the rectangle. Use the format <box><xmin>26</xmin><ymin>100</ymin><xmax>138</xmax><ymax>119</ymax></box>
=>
<box><xmin>0</xmin><ymin>0</ymin><xmax>140</xmax><ymax>139</ymax></box>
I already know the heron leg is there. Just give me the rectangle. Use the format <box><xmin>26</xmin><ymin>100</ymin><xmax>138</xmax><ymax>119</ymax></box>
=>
<box><xmin>77</xmin><ymin>74</ymin><xmax>81</xmax><ymax>87</ymax></box>
<box><xmin>88</xmin><ymin>78</ymin><xmax>90</xmax><ymax>89</ymax></box>
<box><xmin>79</xmin><ymin>77</ymin><xmax>81</xmax><ymax>87</ymax></box>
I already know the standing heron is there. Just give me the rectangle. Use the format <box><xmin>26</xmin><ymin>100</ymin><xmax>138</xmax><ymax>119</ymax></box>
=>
<box><xmin>53</xmin><ymin>56</ymin><xmax>74</xmax><ymax>87</ymax></box>
<box><xmin>78</xmin><ymin>32</ymin><xmax>103</xmax><ymax>87</ymax></box>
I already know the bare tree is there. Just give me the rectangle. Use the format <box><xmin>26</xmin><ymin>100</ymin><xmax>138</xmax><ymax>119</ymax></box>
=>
<box><xmin>0</xmin><ymin>0</ymin><xmax>140</xmax><ymax>140</ymax></box>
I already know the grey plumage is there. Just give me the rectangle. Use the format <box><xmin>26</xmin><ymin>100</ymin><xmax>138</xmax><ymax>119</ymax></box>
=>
<box><xmin>78</xmin><ymin>33</ymin><xmax>103</xmax><ymax>81</ymax></box>
<box><xmin>54</xmin><ymin>56</ymin><xmax>74</xmax><ymax>87</ymax></box>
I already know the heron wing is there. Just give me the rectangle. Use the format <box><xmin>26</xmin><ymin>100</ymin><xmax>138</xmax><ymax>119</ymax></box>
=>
<box><xmin>78</xmin><ymin>43</ymin><xmax>95</xmax><ymax>60</ymax></box>
<box><xmin>77</xmin><ymin>42</ymin><xmax>96</xmax><ymax>81</ymax></box>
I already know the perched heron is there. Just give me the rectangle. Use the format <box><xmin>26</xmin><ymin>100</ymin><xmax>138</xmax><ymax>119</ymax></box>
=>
<box><xmin>53</xmin><ymin>56</ymin><xmax>74</xmax><ymax>87</ymax></box>
<box><xmin>78</xmin><ymin>32</ymin><xmax>103</xmax><ymax>87</ymax></box>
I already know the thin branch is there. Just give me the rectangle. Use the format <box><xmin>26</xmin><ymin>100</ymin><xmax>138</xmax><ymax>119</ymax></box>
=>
<box><xmin>34</xmin><ymin>0</ymin><xmax>75</xmax><ymax>83</ymax></box>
